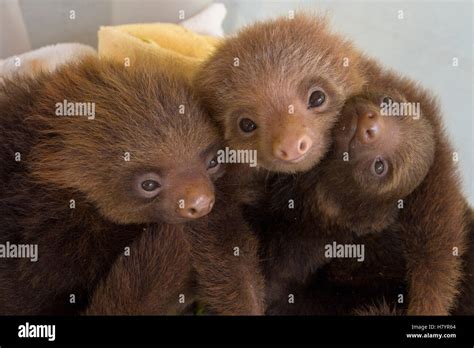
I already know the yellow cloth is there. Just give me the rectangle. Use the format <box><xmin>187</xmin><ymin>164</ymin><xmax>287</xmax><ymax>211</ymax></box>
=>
<box><xmin>98</xmin><ymin>23</ymin><xmax>221</xmax><ymax>80</ymax></box>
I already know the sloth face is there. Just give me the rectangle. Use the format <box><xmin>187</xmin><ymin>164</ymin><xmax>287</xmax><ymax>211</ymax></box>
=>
<box><xmin>316</xmin><ymin>91</ymin><xmax>434</xmax><ymax>207</ymax></box>
<box><xmin>222</xmin><ymin>75</ymin><xmax>347</xmax><ymax>174</ymax></box>
<box><xmin>331</xmin><ymin>92</ymin><xmax>435</xmax><ymax>199</ymax></box>
<box><xmin>86</xmin><ymin>120</ymin><xmax>225</xmax><ymax>225</ymax></box>
<box><xmin>124</xmin><ymin>145</ymin><xmax>223</xmax><ymax>224</ymax></box>
<box><xmin>312</xmin><ymin>91</ymin><xmax>435</xmax><ymax>232</ymax></box>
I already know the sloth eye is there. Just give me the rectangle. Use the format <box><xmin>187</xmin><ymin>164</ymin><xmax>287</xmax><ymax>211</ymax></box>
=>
<box><xmin>382</xmin><ymin>96</ymin><xmax>393</xmax><ymax>105</ymax></box>
<box><xmin>308</xmin><ymin>90</ymin><xmax>326</xmax><ymax>108</ymax></box>
<box><xmin>135</xmin><ymin>172</ymin><xmax>162</xmax><ymax>198</ymax></box>
<box><xmin>239</xmin><ymin>118</ymin><xmax>257</xmax><ymax>133</ymax></box>
<box><xmin>141</xmin><ymin>179</ymin><xmax>160</xmax><ymax>192</ymax></box>
<box><xmin>207</xmin><ymin>156</ymin><xmax>219</xmax><ymax>170</ymax></box>
<box><xmin>372</xmin><ymin>157</ymin><xmax>388</xmax><ymax>177</ymax></box>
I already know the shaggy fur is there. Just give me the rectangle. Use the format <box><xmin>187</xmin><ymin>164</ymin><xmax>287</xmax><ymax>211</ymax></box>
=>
<box><xmin>256</xmin><ymin>58</ymin><xmax>469</xmax><ymax>315</ymax></box>
<box><xmin>0</xmin><ymin>56</ymin><xmax>264</xmax><ymax>315</ymax></box>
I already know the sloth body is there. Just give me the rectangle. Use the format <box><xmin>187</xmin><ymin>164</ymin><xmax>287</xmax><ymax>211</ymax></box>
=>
<box><xmin>0</xmin><ymin>57</ymin><xmax>263</xmax><ymax>315</ymax></box>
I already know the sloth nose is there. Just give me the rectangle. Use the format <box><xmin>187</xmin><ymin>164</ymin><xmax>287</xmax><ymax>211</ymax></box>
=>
<box><xmin>273</xmin><ymin>134</ymin><xmax>313</xmax><ymax>162</ymax></box>
<box><xmin>356</xmin><ymin>110</ymin><xmax>382</xmax><ymax>144</ymax></box>
<box><xmin>178</xmin><ymin>190</ymin><xmax>215</xmax><ymax>219</ymax></box>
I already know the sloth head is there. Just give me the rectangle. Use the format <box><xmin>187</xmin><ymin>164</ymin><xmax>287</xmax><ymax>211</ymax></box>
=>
<box><xmin>314</xmin><ymin>86</ymin><xmax>436</xmax><ymax>232</ymax></box>
<box><xmin>195</xmin><ymin>14</ymin><xmax>365</xmax><ymax>174</ymax></box>
<box><xmin>30</xmin><ymin>57</ymin><xmax>224</xmax><ymax>224</ymax></box>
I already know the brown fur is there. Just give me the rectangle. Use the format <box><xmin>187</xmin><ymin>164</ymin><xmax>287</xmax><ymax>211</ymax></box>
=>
<box><xmin>257</xmin><ymin>58</ymin><xmax>469</xmax><ymax>315</ymax></box>
<box><xmin>0</xmin><ymin>56</ymin><xmax>264</xmax><ymax>315</ymax></box>
<box><xmin>353</xmin><ymin>300</ymin><xmax>402</xmax><ymax>316</ymax></box>
<box><xmin>85</xmin><ymin>225</ymin><xmax>194</xmax><ymax>315</ymax></box>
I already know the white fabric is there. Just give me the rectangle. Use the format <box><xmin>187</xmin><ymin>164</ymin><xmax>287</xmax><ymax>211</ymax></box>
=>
<box><xmin>0</xmin><ymin>43</ymin><xmax>96</xmax><ymax>79</ymax></box>
<box><xmin>181</xmin><ymin>2</ymin><xmax>227</xmax><ymax>37</ymax></box>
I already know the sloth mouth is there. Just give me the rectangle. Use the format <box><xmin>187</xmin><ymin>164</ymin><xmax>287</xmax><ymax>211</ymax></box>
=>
<box><xmin>285</xmin><ymin>153</ymin><xmax>307</xmax><ymax>164</ymax></box>
<box><xmin>266</xmin><ymin>152</ymin><xmax>316</xmax><ymax>173</ymax></box>
<box><xmin>271</xmin><ymin>151</ymin><xmax>309</xmax><ymax>166</ymax></box>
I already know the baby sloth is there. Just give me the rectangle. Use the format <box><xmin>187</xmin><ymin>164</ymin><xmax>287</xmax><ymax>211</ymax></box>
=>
<box><xmin>260</xmin><ymin>66</ymin><xmax>468</xmax><ymax>315</ymax></box>
<box><xmin>195</xmin><ymin>14</ymin><xmax>365</xmax><ymax>174</ymax></box>
<box><xmin>0</xmin><ymin>56</ymin><xmax>263</xmax><ymax>315</ymax></box>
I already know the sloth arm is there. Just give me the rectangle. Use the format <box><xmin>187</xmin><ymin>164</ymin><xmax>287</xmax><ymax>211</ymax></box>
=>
<box><xmin>85</xmin><ymin>225</ymin><xmax>194</xmax><ymax>315</ymax></box>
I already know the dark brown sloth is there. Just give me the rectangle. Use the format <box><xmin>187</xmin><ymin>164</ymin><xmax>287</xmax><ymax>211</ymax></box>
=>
<box><xmin>257</xmin><ymin>64</ymin><xmax>469</xmax><ymax>316</ymax></box>
<box><xmin>195</xmin><ymin>14</ymin><xmax>365</xmax><ymax>176</ymax></box>
<box><xmin>0</xmin><ymin>56</ymin><xmax>263</xmax><ymax>315</ymax></box>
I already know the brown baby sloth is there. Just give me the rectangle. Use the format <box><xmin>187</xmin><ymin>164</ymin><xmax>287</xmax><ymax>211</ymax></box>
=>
<box><xmin>194</xmin><ymin>14</ymin><xmax>366</xmax><ymax>176</ymax></box>
<box><xmin>258</xmin><ymin>58</ymin><xmax>469</xmax><ymax>315</ymax></box>
<box><xmin>193</xmin><ymin>13</ymin><xmax>367</xmax><ymax>314</ymax></box>
<box><xmin>0</xmin><ymin>56</ymin><xmax>263</xmax><ymax>315</ymax></box>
